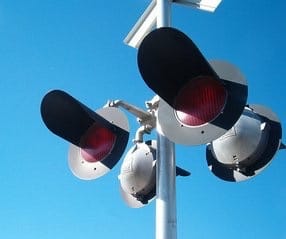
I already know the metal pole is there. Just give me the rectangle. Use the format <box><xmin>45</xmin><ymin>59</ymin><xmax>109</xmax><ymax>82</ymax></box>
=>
<box><xmin>157</xmin><ymin>0</ymin><xmax>171</xmax><ymax>28</ymax></box>
<box><xmin>155</xmin><ymin>1</ymin><xmax>177</xmax><ymax>239</ymax></box>
<box><xmin>156</xmin><ymin>134</ymin><xmax>177</xmax><ymax>239</ymax></box>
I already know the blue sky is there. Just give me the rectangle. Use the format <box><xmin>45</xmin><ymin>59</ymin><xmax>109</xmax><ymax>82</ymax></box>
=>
<box><xmin>0</xmin><ymin>0</ymin><xmax>285</xmax><ymax>238</ymax></box>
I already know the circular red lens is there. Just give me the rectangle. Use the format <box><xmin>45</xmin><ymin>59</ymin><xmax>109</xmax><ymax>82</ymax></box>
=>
<box><xmin>80</xmin><ymin>125</ymin><xmax>116</xmax><ymax>162</ymax></box>
<box><xmin>174</xmin><ymin>77</ymin><xmax>227</xmax><ymax>127</ymax></box>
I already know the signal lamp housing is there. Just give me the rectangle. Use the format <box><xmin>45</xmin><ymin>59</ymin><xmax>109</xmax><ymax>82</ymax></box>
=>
<box><xmin>138</xmin><ymin>27</ymin><xmax>248</xmax><ymax>145</ymax></box>
<box><xmin>119</xmin><ymin>140</ymin><xmax>156</xmax><ymax>208</ymax></box>
<box><xmin>206</xmin><ymin>104</ymin><xmax>283</xmax><ymax>182</ymax></box>
<box><xmin>156</xmin><ymin>60</ymin><xmax>248</xmax><ymax>145</ymax></box>
<box><xmin>119</xmin><ymin>140</ymin><xmax>190</xmax><ymax>208</ymax></box>
<box><xmin>41</xmin><ymin>90</ymin><xmax>129</xmax><ymax>180</ymax></box>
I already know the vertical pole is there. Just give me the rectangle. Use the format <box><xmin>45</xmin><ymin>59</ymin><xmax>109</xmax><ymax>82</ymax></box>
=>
<box><xmin>155</xmin><ymin>1</ymin><xmax>177</xmax><ymax>239</ymax></box>
<box><xmin>156</xmin><ymin>134</ymin><xmax>177</xmax><ymax>239</ymax></box>
<box><xmin>157</xmin><ymin>0</ymin><xmax>171</xmax><ymax>28</ymax></box>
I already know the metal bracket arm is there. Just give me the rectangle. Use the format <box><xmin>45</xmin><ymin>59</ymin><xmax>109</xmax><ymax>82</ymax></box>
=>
<box><xmin>106</xmin><ymin>99</ymin><xmax>157</xmax><ymax>142</ymax></box>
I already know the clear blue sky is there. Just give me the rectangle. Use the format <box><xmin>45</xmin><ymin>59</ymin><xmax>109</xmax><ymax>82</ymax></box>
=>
<box><xmin>0</xmin><ymin>0</ymin><xmax>285</xmax><ymax>238</ymax></box>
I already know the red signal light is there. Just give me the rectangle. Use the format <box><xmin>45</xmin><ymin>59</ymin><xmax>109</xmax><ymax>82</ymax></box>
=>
<box><xmin>41</xmin><ymin>90</ymin><xmax>130</xmax><ymax>180</ymax></box>
<box><xmin>80</xmin><ymin>125</ymin><xmax>116</xmax><ymax>162</ymax></box>
<box><xmin>174</xmin><ymin>77</ymin><xmax>227</xmax><ymax>127</ymax></box>
<box><xmin>138</xmin><ymin>27</ymin><xmax>248</xmax><ymax>145</ymax></box>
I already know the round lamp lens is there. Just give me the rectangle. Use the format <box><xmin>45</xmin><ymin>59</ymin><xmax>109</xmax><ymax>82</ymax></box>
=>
<box><xmin>80</xmin><ymin>125</ymin><xmax>116</xmax><ymax>162</ymax></box>
<box><xmin>175</xmin><ymin>77</ymin><xmax>227</xmax><ymax>127</ymax></box>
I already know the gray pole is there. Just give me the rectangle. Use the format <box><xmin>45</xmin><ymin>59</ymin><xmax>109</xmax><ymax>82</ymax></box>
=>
<box><xmin>155</xmin><ymin>1</ymin><xmax>177</xmax><ymax>239</ymax></box>
<box><xmin>156</xmin><ymin>134</ymin><xmax>177</xmax><ymax>239</ymax></box>
<box><xmin>157</xmin><ymin>0</ymin><xmax>171</xmax><ymax>27</ymax></box>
